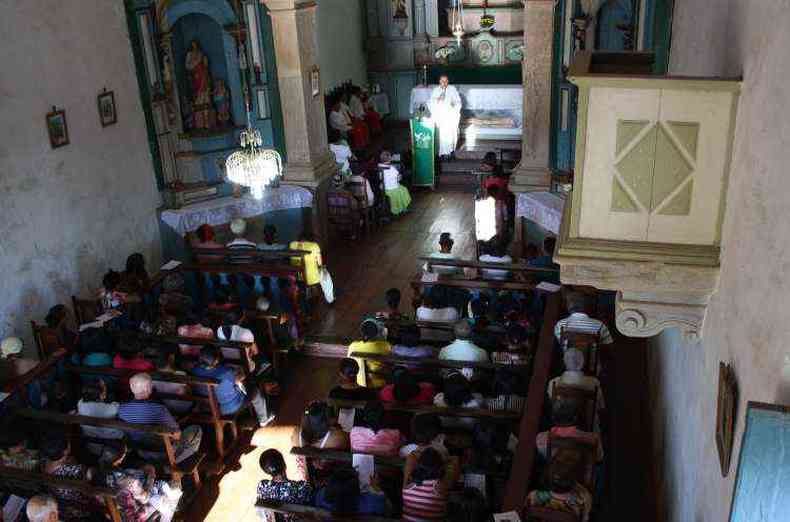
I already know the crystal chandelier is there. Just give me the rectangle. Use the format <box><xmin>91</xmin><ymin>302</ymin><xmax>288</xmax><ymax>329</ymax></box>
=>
<box><xmin>450</xmin><ymin>0</ymin><xmax>465</xmax><ymax>45</ymax></box>
<box><xmin>225</xmin><ymin>124</ymin><xmax>282</xmax><ymax>200</ymax></box>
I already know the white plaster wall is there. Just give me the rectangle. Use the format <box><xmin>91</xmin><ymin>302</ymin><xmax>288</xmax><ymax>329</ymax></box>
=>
<box><xmin>647</xmin><ymin>1</ymin><xmax>790</xmax><ymax>520</ymax></box>
<box><xmin>316</xmin><ymin>0</ymin><xmax>368</xmax><ymax>91</ymax></box>
<box><xmin>0</xmin><ymin>0</ymin><xmax>161</xmax><ymax>353</ymax></box>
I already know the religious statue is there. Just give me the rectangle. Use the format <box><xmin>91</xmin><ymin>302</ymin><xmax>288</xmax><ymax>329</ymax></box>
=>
<box><xmin>427</xmin><ymin>75</ymin><xmax>462</xmax><ymax>158</ymax></box>
<box><xmin>185</xmin><ymin>40</ymin><xmax>216</xmax><ymax>130</ymax></box>
<box><xmin>213</xmin><ymin>79</ymin><xmax>231</xmax><ymax>127</ymax></box>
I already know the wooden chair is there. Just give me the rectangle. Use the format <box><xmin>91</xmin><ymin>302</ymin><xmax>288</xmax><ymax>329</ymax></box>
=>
<box><xmin>525</xmin><ymin>506</ymin><xmax>580</xmax><ymax>522</ymax></box>
<box><xmin>0</xmin><ymin>465</ymin><xmax>122</xmax><ymax>522</ymax></box>
<box><xmin>551</xmin><ymin>384</ymin><xmax>598</xmax><ymax>433</ymax></box>
<box><xmin>30</xmin><ymin>321</ymin><xmax>61</xmax><ymax>360</ymax></box>
<box><xmin>71</xmin><ymin>296</ymin><xmax>101</xmax><ymax>326</ymax></box>
<box><xmin>327</xmin><ymin>190</ymin><xmax>363</xmax><ymax>239</ymax></box>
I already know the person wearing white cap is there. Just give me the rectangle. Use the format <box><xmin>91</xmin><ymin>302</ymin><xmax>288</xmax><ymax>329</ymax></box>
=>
<box><xmin>226</xmin><ymin>218</ymin><xmax>256</xmax><ymax>264</ymax></box>
<box><xmin>1</xmin><ymin>336</ymin><xmax>23</xmax><ymax>359</ymax></box>
<box><xmin>26</xmin><ymin>495</ymin><xmax>59</xmax><ymax>522</ymax></box>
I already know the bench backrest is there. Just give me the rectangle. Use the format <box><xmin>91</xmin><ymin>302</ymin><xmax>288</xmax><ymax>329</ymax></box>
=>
<box><xmin>255</xmin><ymin>500</ymin><xmax>400</xmax><ymax>522</ymax></box>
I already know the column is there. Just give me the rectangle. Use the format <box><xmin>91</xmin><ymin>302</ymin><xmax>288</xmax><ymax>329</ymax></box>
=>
<box><xmin>261</xmin><ymin>0</ymin><xmax>336</xmax><ymax>187</ymax></box>
<box><xmin>425</xmin><ymin>0</ymin><xmax>439</xmax><ymax>37</ymax></box>
<box><xmin>262</xmin><ymin>0</ymin><xmax>336</xmax><ymax>245</ymax></box>
<box><xmin>509</xmin><ymin>0</ymin><xmax>555</xmax><ymax>193</ymax></box>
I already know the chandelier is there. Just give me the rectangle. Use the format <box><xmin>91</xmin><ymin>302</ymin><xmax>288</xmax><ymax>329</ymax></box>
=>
<box><xmin>450</xmin><ymin>0</ymin><xmax>465</xmax><ymax>45</ymax></box>
<box><xmin>225</xmin><ymin>124</ymin><xmax>282</xmax><ymax>200</ymax></box>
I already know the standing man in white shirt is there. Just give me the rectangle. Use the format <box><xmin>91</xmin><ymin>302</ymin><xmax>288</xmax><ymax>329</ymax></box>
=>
<box><xmin>428</xmin><ymin>75</ymin><xmax>462</xmax><ymax>158</ymax></box>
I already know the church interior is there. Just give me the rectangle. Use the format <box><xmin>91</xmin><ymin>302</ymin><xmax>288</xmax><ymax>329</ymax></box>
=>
<box><xmin>1</xmin><ymin>0</ymin><xmax>789</xmax><ymax>521</ymax></box>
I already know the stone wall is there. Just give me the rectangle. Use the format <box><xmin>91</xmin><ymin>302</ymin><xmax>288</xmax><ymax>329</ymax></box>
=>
<box><xmin>647</xmin><ymin>1</ymin><xmax>790</xmax><ymax>520</ymax></box>
<box><xmin>0</xmin><ymin>1</ymin><xmax>161</xmax><ymax>353</ymax></box>
<box><xmin>316</xmin><ymin>0</ymin><xmax>368</xmax><ymax>91</ymax></box>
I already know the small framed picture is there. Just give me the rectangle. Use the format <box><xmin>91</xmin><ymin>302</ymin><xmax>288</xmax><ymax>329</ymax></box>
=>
<box><xmin>310</xmin><ymin>65</ymin><xmax>320</xmax><ymax>97</ymax></box>
<box><xmin>256</xmin><ymin>88</ymin><xmax>270</xmax><ymax>120</ymax></box>
<box><xmin>46</xmin><ymin>107</ymin><xmax>69</xmax><ymax>148</ymax></box>
<box><xmin>97</xmin><ymin>90</ymin><xmax>117</xmax><ymax>127</ymax></box>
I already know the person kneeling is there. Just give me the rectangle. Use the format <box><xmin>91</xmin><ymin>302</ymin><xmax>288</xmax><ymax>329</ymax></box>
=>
<box><xmin>379</xmin><ymin>151</ymin><xmax>411</xmax><ymax>216</ymax></box>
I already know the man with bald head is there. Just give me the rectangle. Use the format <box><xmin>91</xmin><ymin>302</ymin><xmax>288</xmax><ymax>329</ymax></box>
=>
<box><xmin>26</xmin><ymin>495</ymin><xmax>59</xmax><ymax>522</ymax></box>
<box><xmin>118</xmin><ymin>373</ymin><xmax>202</xmax><ymax>463</ymax></box>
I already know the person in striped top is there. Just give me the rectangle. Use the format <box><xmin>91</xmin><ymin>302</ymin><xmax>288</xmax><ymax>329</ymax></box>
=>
<box><xmin>554</xmin><ymin>292</ymin><xmax>613</xmax><ymax>345</ymax></box>
<box><xmin>226</xmin><ymin>218</ymin><xmax>257</xmax><ymax>264</ymax></box>
<box><xmin>401</xmin><ymin>447</ymin><xmax>460</xmax><ymax>521</ymax></box>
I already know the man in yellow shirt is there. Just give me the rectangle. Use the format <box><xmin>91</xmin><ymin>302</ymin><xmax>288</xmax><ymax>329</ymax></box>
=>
<box><xmin>347</xmin><ymin>319</ymin><xmax>392</xmax><ymax>388</ymax></box>
<box><xmin>290</xmin><ymin>231</ymin><xmax>323</xmax><ymax>287</ymax></box>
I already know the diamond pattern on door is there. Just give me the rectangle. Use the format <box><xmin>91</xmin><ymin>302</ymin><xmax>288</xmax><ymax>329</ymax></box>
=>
<box><xmin>612</xmin><ymin>122</ymin><xmax>656</xmax><ymax>212</ymax></box>
<box><xmin>651</xmin><ymin>124</ymin><xmax>695</xmax><ymax>212</ymax></box>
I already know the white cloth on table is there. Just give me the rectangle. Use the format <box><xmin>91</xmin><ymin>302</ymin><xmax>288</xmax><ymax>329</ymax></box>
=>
<box><xmin>159</xmin><ymin>188</ymin><xmax>313</xmax><ymax>235</ymax></box>
<box><xmin>428</xmin><ymin>85</ymin><xmax>462</xmax><ymax>156</ymax></box>
<box><xmin>516</xmin><ymin>192</ymin><xmax>566</xmax><ymax>235</ymax></box>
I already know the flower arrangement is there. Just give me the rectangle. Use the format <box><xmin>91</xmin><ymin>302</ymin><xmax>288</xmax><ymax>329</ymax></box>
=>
<box><xmin>480</xmin><ymin>13</ymin><xmax>496</xmax><ymax>30</ymax></box>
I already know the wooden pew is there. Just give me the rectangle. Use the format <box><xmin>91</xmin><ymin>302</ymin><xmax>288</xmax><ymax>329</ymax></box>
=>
<box><xmin>419</xmin><ymin>256</ymin><xmax>560</xmax><ymax>277</ymax></box>
<box><xmin>255</xmin><ymin>500</ymin><xmax>400</xmax><ymax>522</ymax></box>
<box><xmin>71</xmin><ymin>296</ymin><xmax>101</xmax><ymax>326</ymax></box>
<box><xmin>326</xmin><ymin>398</ymin><xmax>521</xmax><ymax>422</ymax></box>
<box><xmin>0</xmin><ymin>465</ymin><xmax>122</xmax><ymax>522</ymax></box>
<box><xmin>525</xmin><ymin>506</ymin><xmax>581</xmax><ymax>522</ymax></box>
<box><xmin>190</xmin><ymin>246</ymin><xmax>312</xmax><ymax>265</ymax></box>
<box><xmin>12</xmin><ymin>408</ymin><xmax>205</xmax><ymax>489</ymax></box>
<box><xmin>65</xmin><ymin>365</ymin><xmax>248</xmax><ymax>461</ymax></box>
<box><xmin>348</xmin><ymin>352</ymin><xmax>530</xmax><ymax>374</ymax></box>
<box><xmin>30</xmin><ymin>321</ymin><xmax>63</xmax><ymax>360</ymax></box>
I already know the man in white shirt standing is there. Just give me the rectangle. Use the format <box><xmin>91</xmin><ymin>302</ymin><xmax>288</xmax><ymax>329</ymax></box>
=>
<box><xmin>428</xmin><ymin>75</ymin><xmax>462</xmax><ymax>158</ymax></box>
<box><xmin>554</xmin><ymin>292</ymin><xmax>614</xmax><ymax>345</ymax></box>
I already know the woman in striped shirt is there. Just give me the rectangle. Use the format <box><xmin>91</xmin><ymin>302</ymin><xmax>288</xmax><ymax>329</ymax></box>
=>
<box><xmin>401</xmin><ymin>448</ymin><xmax>460</xmax><ymax>521</ymax></box>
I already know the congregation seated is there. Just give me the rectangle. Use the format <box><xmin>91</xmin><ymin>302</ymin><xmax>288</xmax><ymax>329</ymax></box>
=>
<box><xmin>401</xmin><ymin>447</ymin><xmax>459</xmax><ymax>521</ymax></box>
<box><xmin>376</xmin><ymin>288</ymin><xmax>406</xmax><ymax>321</ymax></box>
<box><xmin>1</xmin><ymin>336</ymin><xmax>24</xmax><ymax>360</ymax></box>
<box><xmin>391</xmin><ymin>325</ymin><xmax>438</xmax><ymax>361</ymax></box>
<box><xmin>257</xmin><ymin>448</ymin><xmax>315</xmax><ymax>521</ymax></box>
<box><xmin>478</xmin><ymin>235</ymin><xmax>513</xmax><ymax>281</ymax></box>
<box><xmin>76</xmin><ymin>380</ymin><xmax>124</xmax><ymax>454</ymax></box>
<box><xmin>226</xmin><ymin>218</ymin><xmax>257</xmax><ymax>264</ymax></box>
<box><xmin>0</xmin><ymin>423</ymin><xmax>40</xmax><ymax>472</ymax></box>
<box><xmin>536</xmin><ymin>399</ymin><xmax>603</xmax><ymax>463</ymax></box>
<box><xmin>350</xmin><ymin>86</ymin><xmax>382</xmax><ymax>135</ymax></box>
<box><xmin>192</xmin><ymin>223</ymin><xmax>225</xmax><ymax>263</ymax></box>
<box><xmin>26</xmin><ymin>495</ymin><xmax>59</xmax><ymax>522</ymax></box>
<box><xmin>529</xmin><ymin>236</ymin><xmax>561</xmax><ymax>273</ymax></box>
<box><xmin>349</xmin><ymin>402</ymin><xmax>403</xmax><ymax>457</ymax></box>
<box><xmin>379</xmin><ymin>367</ymin><xmax>435</xmax><ymax>406</ymax></box>
<box><xmin>293</xmin><ymin>402</ymin><xmax>349</xmax><ymax>486</ymax></box>
<box><xmin>480</xmin><ymin>152</ymin><xmax>509</xmax><ymax>193</ymax></box>
<box><xmin>416</xmin><ymin>288</ymin><xmax>459</xmax><ymax>324</ymax></box>
<box><xmin>423</xmin><ymin>232</ymin><xmax>463</xmax><ymax>276</ymax></box>
<box><xmin>433</xmin><ymin>372</ymin><xmax>484</xmax><ymax>410</ymax></box>
<box><xmin>119</xmin><ymin>253</ymin><xmax>150</xmax><ymax>304</ymax></box>
<box><xmin>314</xmin><ymin>467</ymin><xmax>390</xmax><ymax>516</ymax></box>
<box><xmin>41</xmin><ymin>431</ymin><xmax>98</xmax><ymax>520</ymax></box>
<box><xmin>158</xmin><ymin>272</ymin><xmax>194</xmax><ymax>317</ymax></box>
<box><xmin>329</xmin><ymin>129</ymin><xmax>355</xmax><ymax>175</ymax></box>
<box><xmin>215</xmin><ymin>309</ymin><xmax>260</xmax><ymax>373</ymax></box>
<box><xmin>45</xmin><ymin>304</ymin><xmax>79</xmax><ymax>352</ymax></box>
<box><xmin>176</xmin><ymin>313</ymin><xmax>214</xmax><ymax>357</ymax></box>
<box><xmin>527</xmin><ymin>449</ymin><xmax>593</xmax><ymax>522</ymax></box>
<box><xmin>113</xmin><ymin>337</ymin><xmax>155</xmax><ymax>372</ymax></box>
<box><xmin>289</xmin><ymin>230</ymin><xmax>324</xmax><ymax>288</ymax></box>
<box><xmin>328</xmin><ymin>358</ymin><xmax>377</xmax><ymax>402</ymax></box>
<box><xmin>467</xmin><ymin>421</ymin><xmax>512</xmax><ymax>471</ymax></box>
<box><xmin>554</xmin><ymin>292</ymin><xmax>613</xmax><ymax>345</ymax></box>
<box><xmin>547</xmin><ymin>349</ymin><xmax>604</xmax><ymax>431</ymax></box>
<box><xmin>117</xmin><ymin>373</ymin><xmax>203</xmax><ymax>464</ymax></box>
<box><xmin>379</xmin><ymin>151</ymin><xmax>411</xmax><ymax>216</ymax></box>
<box><xmin>152</xmin><ymin>345</ymin><xmax>194</xmax><ymax>415</ymax></box>
<box><xmin>438</xmin><ymin>321</ymin><xmax>489</xmax><ymax>369</ymax></box>
<box><xmin>259</xmin><ymin>224</ymin><xmax>288</xmax><ymax>251</ymax></box>
<box><xmin>347</xmin><ymin>319</ymin><xmax>392</xmax><ymax>388</ymax></box>
<box><xmin>190</xmin><ymin>345</ymin><xmax>274</xmax><ymax>427</ymax></box>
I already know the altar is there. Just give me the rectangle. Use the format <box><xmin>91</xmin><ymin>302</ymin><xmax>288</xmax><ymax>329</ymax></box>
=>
<box><xmin>409</xmin><ymin>84</ymin><xmax>523</xmax><ymax>141</ymax></box>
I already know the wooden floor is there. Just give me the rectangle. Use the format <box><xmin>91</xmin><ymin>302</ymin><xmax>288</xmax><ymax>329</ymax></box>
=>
<box><xmin>308</xmin><ymin>189</ymin><xmax>477</xmax><ymax>340</ymax></box>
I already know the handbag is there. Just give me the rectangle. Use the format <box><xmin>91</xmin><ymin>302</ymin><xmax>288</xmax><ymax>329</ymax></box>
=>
<box><xmin>319</xmin><ymin>267</ymin><xmax>335</xmax><ymax>304</ymax></box>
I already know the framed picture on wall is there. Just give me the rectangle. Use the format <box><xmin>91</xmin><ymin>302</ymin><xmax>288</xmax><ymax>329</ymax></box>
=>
<box><xmin>310</xmin><ymin>65</ymin><xmax>320</xmax><ymax>97</ymax></box>
<box><xmin>46</xmin><ymin>107</ymin><xmax>69</xmax><ymax>148</ymax></box>
<box><xmin>256</xmin><ymin>88</ymin><xmax>270</xmax><ymax>120</ymax></box>
<box><xmin>97</xmin><ymin>90</ymin><xmax>117</xmax><ymax>127</ymax></box>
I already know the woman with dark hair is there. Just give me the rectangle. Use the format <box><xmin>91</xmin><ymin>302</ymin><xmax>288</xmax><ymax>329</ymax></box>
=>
<box><xmin>392</xmin><ymin>325</ymin><xmax>437</xmax><ymax>360</ymax></box>
<box><xmin>347</xmin><ymin>319</ymin><xmax>391</xmax><ymax>387</ymax></box>
<box><xmin>121</xmin><ymin>253</ymin><xmax>149</xmax><ymax>295</ymax></box>
<box><xmin>416</xmin><ymin>287</ymin><xmax>460</xmax><ymax>323</ymax></box>
<box><xmin>113</xmin><ymin>337</ymin><xmax>154</xmax><ymax>372</ymax></box>
<box><xmin>257</xmin><ymin>449</ymin><xmax>314</xmax><ymax>521</ymax></box>
<box><xmin>376</xmin><ymin>288</ymin><xmax>404</xmax><ymax>320</ymax></box>
<box><xmin>399</xmin><ymin>414</ymin><xmax>448</xmax><ymax>458</ymax></box>
<box><xmin>401</xmin><ymin>447</ymin><xmax>460</xmax><ymax>521</ymax></box>
<box><xmin>379</xmin><ymin>367</ymin><xmax>435</xmax><ymax>405</ymax></box>
<box><xmin>328</xmin><ymin>358</ymin><xmax>375</xmax><ymax>401</ymax></box>
<box><xmin>526</xmin><ymin>449</ymin><xmax>593</xmax><ymax>522</ymax></box>
<box><xmin>191</xmin><ymin>224</ymin><xmax>224</xmax><ymax>263</ymax></box>
<box><xmin>42</xmin><ymin>430</ymin><xmax>98</xmax><ymax>520</ymax></box>
<box><xmin>99</xmin><ymin>270</ymin><xmax>125</xmax><ymax>312</ymax></box>
<box><xmin>45</xmin><ymin>304</ymin><xmax>78</xmax><ymax>350</ymax></box>
<box><xmin>433</xmin><ymin>372</ymin><xmax>483</xmax><ymax>409</ymax></box>
<box><xmin>314</xmin><ymin>467</ymin><xmax>389</xmax><ymax>516</ymax></box>
<box><xmin>349</xmin><ymin>402</ymin><xmax>403</xmax><ymax>457</ymax></box>
<box><xmin>293</xmin><ymin>401</ymin><xmax>348</xmax><ymax>486</ymax></box>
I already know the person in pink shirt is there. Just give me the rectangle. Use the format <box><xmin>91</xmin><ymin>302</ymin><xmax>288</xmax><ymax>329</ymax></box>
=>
<box><xmin>177</xmin><ymin>314</ymin><xmax>214</xmax><ymax>357</ymax></box>
<box><xmin>379</xmin><ymin>368</ymin><xmax>436</xmax><ymax>405</ymax></box>
<box><xmin>536</xmin><ymin>398</ymin><xmax>603</xmax><ymax>462</ymax></box>
<box><xmin>350</xmin><ymin>402</ymin><xmax>403</xmax><ymax>457</ymax></box>
<box><xmin>112</xmin><ymin>338</ymin><xmax>154</xmax><ymax>372</ymax></box>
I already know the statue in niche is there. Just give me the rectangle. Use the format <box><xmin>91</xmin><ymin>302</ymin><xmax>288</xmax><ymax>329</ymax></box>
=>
<box><xmin>185</xmin><ymin>40</ymin><xmax>216</xmax><ymax>130</ymax></box>
<box><xmin>213</xmin><ymin>79</ymin><xmax>231</xmax><ymax>127</ymax></box>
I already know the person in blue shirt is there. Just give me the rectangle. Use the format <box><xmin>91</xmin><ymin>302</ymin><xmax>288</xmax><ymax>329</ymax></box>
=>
<box><xmin>528</xmin><ymin>236</ymin><xmax>560</xmax><ymax>284</ymax></box>
<box><xmin>190</xmin><ymin>346</ymin><xmax>274</xmax><ymax>427</ymax></box>
<box><xmin>314</xmin><ymin>467</ymin><xmax>390</xmax><ymax>516</ymax></box>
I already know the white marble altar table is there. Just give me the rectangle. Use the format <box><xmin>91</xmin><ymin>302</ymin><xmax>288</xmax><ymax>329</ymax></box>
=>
<box><xmin>516</xmin><ymin>192</ymin><xmax>566</xmax><ymax>234</ymax></box>
<box><xmin>160</xmin><ymin>185</ymin><xmax>313</xmax><ymax>235</ymax></box>
<box><xmin>409</xmin><ymin>84</ymin><xmax>523</xmax><ymax>115</ymax></box>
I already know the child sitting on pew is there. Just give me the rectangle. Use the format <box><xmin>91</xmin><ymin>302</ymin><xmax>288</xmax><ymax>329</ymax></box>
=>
<box><xmin>328</xmin><ymin>358</ymin><xmax>376</xmax><ymax>402</ymax></box>
<box><xmin>257</xmin><ymin>448</ymin><xmax>314</xmax><ymax>522</ymax></box>
<box><xmin>349</xmin><ymin>402</ymin><xmax>403</xmax><ymax>458</ymax></box>
<box><xmin>314</xmin><ymin>467</ymin><xmax>391</xmax><ymax>516</ymax></box>
<box><xmin>536</xmin><ymin>398</ymin><xmax>603</xmax><ymax>463</ymax></box>
<box><xmin>376</xmin><ymin>287</ymin><xmax>405</xmax><ymax>320</ymax></box>
<box><xmin>293</xmin><ymin>401</ymin><xmax>349</xmax><ymax>486</ymax></box>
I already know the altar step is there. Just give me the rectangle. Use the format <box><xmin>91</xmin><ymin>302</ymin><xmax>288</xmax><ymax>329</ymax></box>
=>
<box><xmin>454</xmin><ymin>139</ymin><xmax>522</xmax><ymax>162</ymax></box>
<box><xmin>436</xmin><ymin>154</ymin><xmax>518</xmax><ymax>191</ymax></box>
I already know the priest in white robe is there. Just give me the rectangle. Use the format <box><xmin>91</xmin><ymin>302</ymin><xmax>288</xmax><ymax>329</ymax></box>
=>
<box><xmin>427</xmin><ymin>75</ymin><xmax>462</xmax><ymax>157</ymax></box>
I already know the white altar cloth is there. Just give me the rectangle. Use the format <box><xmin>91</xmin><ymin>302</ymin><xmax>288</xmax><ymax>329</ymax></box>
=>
<box><xmin>160</xmin><ymin>185</ymin><xmax>313</xmax><ymax>235</ymax></box>
<box><xmin>409</xmin><ymin>84</ymin><xmax>523</xmax><ymax>115</ymax></box>
<box><xmin>516</xmin><ymin>192</ymin><xmax>566</xmax><ymax>234</ymax></box>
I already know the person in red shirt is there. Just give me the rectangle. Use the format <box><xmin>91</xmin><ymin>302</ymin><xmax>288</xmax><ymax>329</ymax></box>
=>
<box><xmin>379</xmin><ymin>368</ymin><xmax>436</xmax><ymax>405</ymax></box>
<box><xmin>112</xmin><ymin>338</ymin><xmax>154</xmax><ymax>372</ymax></box>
